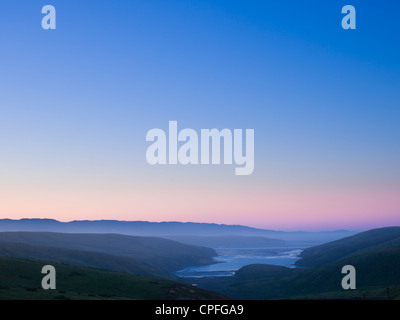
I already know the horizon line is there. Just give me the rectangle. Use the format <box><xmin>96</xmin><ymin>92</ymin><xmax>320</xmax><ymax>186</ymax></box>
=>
<box><xmin>0</xmin><ymin>217</ymin><xmax>380</xmax><ymax>233</ymax></box>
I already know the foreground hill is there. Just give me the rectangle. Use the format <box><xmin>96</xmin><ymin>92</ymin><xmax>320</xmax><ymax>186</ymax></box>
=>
<box><xmin>295</xmin><ymin>226</ymin><xmax>400</xmax><ymax>267</ymax></box>
<box><xmin>0</xmin><ymin>241</ymin><xmax>171</xmax><ymax>279</ymax></box>
<box><xmin>0</xmin><ymin>256</ymin><xmax>228</xmax><ymax>300</ymax></box>
<box><xmin>0</xmin><ymin>232</ymin><xmax>216</xmax><ymax>275</ymax></box>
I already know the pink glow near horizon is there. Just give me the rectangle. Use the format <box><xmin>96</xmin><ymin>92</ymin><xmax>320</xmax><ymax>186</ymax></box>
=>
<box><xmin>1</xmin><ymin>184</ymin><xmax>399</xmax><ymax>231</ymax></box>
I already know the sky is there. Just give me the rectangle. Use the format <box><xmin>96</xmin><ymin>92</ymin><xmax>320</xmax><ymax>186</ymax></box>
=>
<box><xmin>0</xmin><ymin>0</ymin><xmax>399</xmax><ymax>231</ymax></box>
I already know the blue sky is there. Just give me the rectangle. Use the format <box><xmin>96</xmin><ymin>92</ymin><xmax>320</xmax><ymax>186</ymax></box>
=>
<box><xmin>0</xmin><ymin>0</ymin><xmax>399</xmax><ymax>230</ymax></box>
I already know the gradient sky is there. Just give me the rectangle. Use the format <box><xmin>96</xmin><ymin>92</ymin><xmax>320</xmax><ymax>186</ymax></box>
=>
<box><xmin>0</xmin><ymin>0</ymin><xmax>399</xmax><ymax>231</ymax></box>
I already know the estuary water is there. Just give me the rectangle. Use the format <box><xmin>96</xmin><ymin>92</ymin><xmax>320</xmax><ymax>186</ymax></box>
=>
<box><xmin>175</xmin><ymin>245</ymin><xmax>308</xmax><ymax>278</ymax></box>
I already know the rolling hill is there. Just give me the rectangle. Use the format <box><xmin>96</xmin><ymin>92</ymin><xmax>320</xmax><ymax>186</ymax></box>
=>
<box><xmin>0</xmin><ymin>241</ymin><xmax>171</xmax><ymax>279</ymax></box>
<box><xmin>0</xmin><ymin>232</ymin><xmax>217</xmax><ymax>275</ymax></box>
<box><xmin>0</xmin><ymin>256</ymin><xmax>228</xmax><ymax>300</ymax></box>
<box><xmin>295</xmin><ymin>226</ymin><xmax>400</xmax><ymax>267</ymax></box>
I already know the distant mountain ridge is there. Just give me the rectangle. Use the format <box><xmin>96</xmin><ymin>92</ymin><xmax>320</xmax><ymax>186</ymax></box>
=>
<box><xmin>0</xmin><ymin>219</ymin><xmax>356</xmax><ymax>243</ymax></box>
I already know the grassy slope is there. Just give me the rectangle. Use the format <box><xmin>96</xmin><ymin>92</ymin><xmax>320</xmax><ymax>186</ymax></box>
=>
<box><xmin>296</xmin><ymin>227</ymin><xmax>400</xmax><ymax>267</ymax></box>
<box><xmin>0</xmin><ymin>256</ymin><xmax>228</xmax><ymax>300</ymax></box>
<box><xmin>0</xmin><ymin>232</ymin><xmax>216</xmax><ymax>273</ymax></box>
<box><xmin>0</xmin><ymin>241</ymin><xmax>172</xmax><ymax>279</ymax></box>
